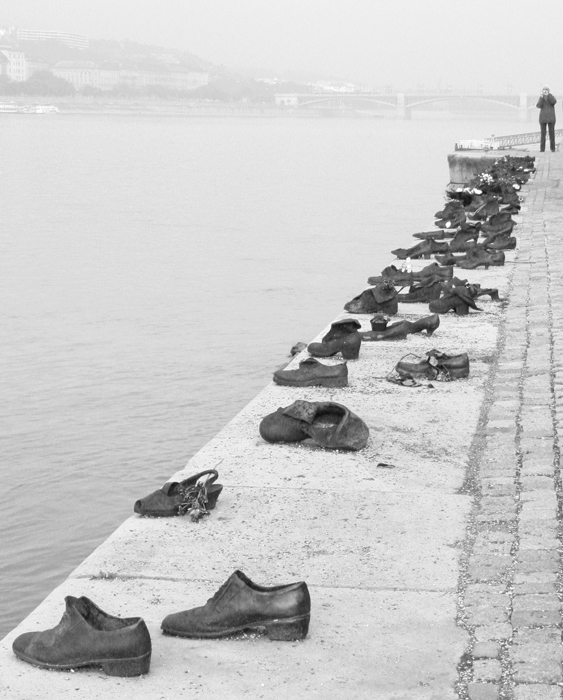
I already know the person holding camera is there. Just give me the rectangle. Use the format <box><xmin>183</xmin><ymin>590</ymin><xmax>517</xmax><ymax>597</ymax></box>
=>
<box><xmin>536</xmin><ymin>85</ymin><xmax>557</xmax><ymax>152</ymax></box>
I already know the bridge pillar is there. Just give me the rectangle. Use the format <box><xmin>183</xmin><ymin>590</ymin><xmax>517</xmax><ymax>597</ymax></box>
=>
<box><xmin>519</xmin><ymin>93</ymin><xmax>530</xmax><ymax>122</ymax></box>
<box><xmin>396</xmin><ymin>93</ymin><xmax>411</xmax><ymax>119</ymax></box>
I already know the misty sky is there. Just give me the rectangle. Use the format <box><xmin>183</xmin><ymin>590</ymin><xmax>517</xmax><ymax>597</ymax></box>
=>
<box><xmin>3</xmin><ymin>0</ymin><xmax>562</xmax><ymax>92</ymax></box>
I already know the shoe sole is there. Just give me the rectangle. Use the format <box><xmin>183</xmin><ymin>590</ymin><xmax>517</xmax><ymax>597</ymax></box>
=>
<box><xmin>273</xmin><ymin>376</ymin><xmax>348</xmax><ymax>388</ymax></box>
<box><xmin>162</xmin><ymin>613</ymin><xmax>310</xmax><ymax>642</ymax></box>
<box><xmin>13</xmin><ymin>650</ymin><xmax>151</xmax><ymax>676</ymax></box>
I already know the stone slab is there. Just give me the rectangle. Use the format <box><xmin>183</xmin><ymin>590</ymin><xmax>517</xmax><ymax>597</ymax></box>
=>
<box><xmin>0</xmin><ymin>578</ymin><xmax>465</xmax><ymax>700</ymax></box>
<box><xmin>71</xmin><ymin>488</ymin><xmax>469</xmax><ymax>590</ymax></box>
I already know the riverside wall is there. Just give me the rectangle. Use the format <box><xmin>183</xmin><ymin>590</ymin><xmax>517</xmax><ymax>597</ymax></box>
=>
<box><xmin>1</xmin><ymin>149</ymin><xmax>561</xmax><ymax>700</ymax></box>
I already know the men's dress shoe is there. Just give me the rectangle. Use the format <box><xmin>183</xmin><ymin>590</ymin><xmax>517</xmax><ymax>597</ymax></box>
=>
<box><xmin>396</xmin><ymin>350</ymin><xmax>470</xmax><ymax>380</ymax></box>
<box><xmin>273</xmin><ymin>357</ymin><xmax>348</xmax><ymax>388</ymax></box>
<box><xmin>12</xmin><ymin>596</ymin><xmax>151</xmax><ymax>677</ymax></box>
<box><xmin>161</xmin><ymin>570</ymin><xmax>311</xmax><ymax>641</ymax></box>
<box><xmin>260</xmin><ymin>400</ymin><xmax>369</xmax><ymax>450</ymax></box>
<box><xmin>134</xmin><ymin>469</ymin><xmax>223</xmax><ymax>518</ymax></box>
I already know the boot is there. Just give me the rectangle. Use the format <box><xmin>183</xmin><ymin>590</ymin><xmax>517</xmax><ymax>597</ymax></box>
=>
<box><xmin>307</xmin><ymin>319</ymin><xmax>362</xmax><ymax>360</ymax></box>
<box><xmin>307</xmin><ymin>332</ymin><xmax>362</xmax><ymax>360</ymax></box>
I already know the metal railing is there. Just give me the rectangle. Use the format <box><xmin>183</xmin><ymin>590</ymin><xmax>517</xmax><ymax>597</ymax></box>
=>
<box><xmin>456</xmin><ymin>130</ymin><xmax>563</xmax><ymax>150</ymax></box>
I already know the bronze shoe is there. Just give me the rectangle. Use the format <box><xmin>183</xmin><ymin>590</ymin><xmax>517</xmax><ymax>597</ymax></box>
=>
<box><xmin>260</xmin><ymin>399</ymin><xmax>369</xmax><ymax>450</ymax></box>
<box><xmin>273</xmin><ymin>357</ymin><xmax>348</xmax><ymax>388</ymax></box>
<box><xmin>12</xmin><ymin>596</ymin><xmax>151</xmax><ymax>676</ymax></box>
<box><xmin>134</xmin><ymin>469</ymin><xmax>223</xmax><ymax>518</ymax></box>
<box><xmin>161</xmin><ymin>570</ymin><xmax>311</xmax><ymax>641</ymax></box>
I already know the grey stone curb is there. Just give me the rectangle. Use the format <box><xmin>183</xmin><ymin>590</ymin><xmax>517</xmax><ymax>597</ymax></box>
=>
<box><xmin>456</xmin><ymin>154</ymin><xmax>563</xmax><ymax>700</ymax></box>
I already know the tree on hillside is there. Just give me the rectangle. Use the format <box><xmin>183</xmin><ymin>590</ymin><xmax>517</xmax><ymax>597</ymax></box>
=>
<box><xmin>20</xmin><ymin>71</ymin><xmax>75</xmax><ymax>96</ymax></box>
<box><xmin>0</xmin><ymin>75</ymin><xmax>17</xmax><ymax>95</ymax></box>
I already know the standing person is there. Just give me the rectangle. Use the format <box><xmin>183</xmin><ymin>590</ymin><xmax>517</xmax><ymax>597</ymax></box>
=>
<box><xmin>536</xmin><ymin>85</ymin><xmax>557</xmax><ymax>152</ymax></box>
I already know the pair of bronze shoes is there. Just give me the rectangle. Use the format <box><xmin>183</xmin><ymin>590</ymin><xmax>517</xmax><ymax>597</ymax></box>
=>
<box><xmin>12</xmin><ymin>572</ymin><xmax>311</xmax><ymax>676</ymax></box>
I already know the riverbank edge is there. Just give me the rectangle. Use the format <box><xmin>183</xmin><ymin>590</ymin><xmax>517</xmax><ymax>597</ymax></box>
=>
<box><xmin>1</xmin><ymin>150</ymin><xmax>552</xmax><ymax>699</ymax></box>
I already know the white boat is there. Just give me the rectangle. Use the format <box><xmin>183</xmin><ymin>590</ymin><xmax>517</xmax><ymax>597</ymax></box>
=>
<box><xmin>0</xmin><ymin>102</ymin><xmax>24</xmax><ymax>113</ymax></box>
<box><xmin>33</xmin><ymin>105</ymin><xmax>59</xmax><ymax>114</ymax></box>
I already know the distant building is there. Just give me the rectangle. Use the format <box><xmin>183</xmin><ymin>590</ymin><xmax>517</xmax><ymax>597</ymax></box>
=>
<box><xmin>52</xmin><ymin>60</ymin><xmax>208</xmax><ymax>92</ymax></box>
<box><xmin>0</xmin><ymin>47</ymin><xmax>27</xmax><ymax>81</ymax></box>
<box><xmin>16</xmin><ymin>29</ymin><xmax>89</xmax><ymax>49</ymax></box>
<box><xmin>275</xmin><ymin>94</ymin><xmax>299</xmax><ymax>106</ymax></box>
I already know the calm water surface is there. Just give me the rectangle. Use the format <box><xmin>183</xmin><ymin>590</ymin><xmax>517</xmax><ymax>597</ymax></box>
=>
<box><xmin>0</xmin><ymin>113</ymin><xmax>529</xmax><ymax>637</ymax></box>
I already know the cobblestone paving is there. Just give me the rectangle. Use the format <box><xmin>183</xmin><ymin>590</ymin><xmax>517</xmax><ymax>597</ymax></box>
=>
<box><xmin>457</xmin><ymin>152</ymin><xmax>563</xmax><ymax>700</ymax></box>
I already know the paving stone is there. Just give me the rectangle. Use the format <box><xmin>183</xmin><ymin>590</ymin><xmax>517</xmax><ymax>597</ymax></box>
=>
<box><xmin>514</xmin><ymin>571</ymin><xmax>558</xmax><ymax>585</ymax></box>
<box><xmin>512</xmin><ymin>594</ymin><xmax>560</xmax><ymax>611</ymax></box>
<box><xmin>466</xmin><ymin>607</ymin><xmax>510</xmax><ymax>626</ymax></box>
<box><xmin>518</xmin><ymin>520</ymin><xmax>559</xmax><ymax>537</ymax></box>
<box><xmin>467</xmin><ymin>682</ymin><xmax>499</xmax><ymax>700</ymax></box>
<box><xmin>472</xmin><ymin>642</ymin><xmax>501</xmax><ymax>659</ymax></box>
<box><xmin>519</xmin><ymin>503</ymin><xmax>557</xmax><ymax>520</ymax></box>
<box><xmin>520</xmin><ymin>491</ymin><xmax>557</xmax><ymax>504</ymax></box>
<box><xmin>518</xmin><ymin>536</ymin><xmax>559</xmax><ymax>551</ymax></box>
<box><xmin>473</xmin><ymin>624</ymin><xmax>513</xmax><ymax>642</ymax></box>
<box><xmin>516</xmin><ymin>551</ymin><xmax>559</xmax><ymax>565</ymax></box>
<box><xmin>513</xmin><ymin>685</ymin><xmax>562</xmax><ymax>700</ymax></box>
<box><xmin>520</xmin><ymin>476</ymin><xmax>554</xmax><ymax>490</ymax></box>
<box><xmin>514</xmin><ymin>581</ymin><xmax>557</xmax><ymax>595</ymax></box>
<box><xmin>512</xmin><ymin>609</ymin><xmax>561</xmax><ymax>627</ymax></box>
<box><xmin>472</xmin><ymin>659</ymin><xmax>502</xmax><ymax>681</ymax></box>
<box><xmin>512</xmin><ymin>628</ymin><xmax>563</xmax><ymax>683</ymax></box>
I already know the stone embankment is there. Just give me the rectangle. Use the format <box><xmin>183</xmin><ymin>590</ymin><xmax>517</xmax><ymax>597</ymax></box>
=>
<box><xmin>0</xmin><ymin>150</ymin><xmax>560</xmax><ymax>700</ymax></box>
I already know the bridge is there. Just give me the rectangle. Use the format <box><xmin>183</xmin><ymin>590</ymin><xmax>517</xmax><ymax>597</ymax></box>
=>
<box><xmin>274</xmin><ymin>92</ymin><xmax>537</xmax><ymax>120</ymax></box>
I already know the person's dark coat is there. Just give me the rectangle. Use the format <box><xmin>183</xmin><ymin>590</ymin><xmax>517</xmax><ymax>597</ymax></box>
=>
<box><xmin>537</xmin><ymin>94</ymin><xmax>557</xmax><ymax>123</ymax></box>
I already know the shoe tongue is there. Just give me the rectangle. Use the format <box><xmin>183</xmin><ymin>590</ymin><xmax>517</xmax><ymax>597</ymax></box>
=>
<box><xmin>283</xmin><ymin>400</ymin><xmax>317</xmax><ymax>424</ymax></box>
<box><xmin>300</xmin><ymin>357</ymin><xmax>320</xmax><ymax>367</ymax></box>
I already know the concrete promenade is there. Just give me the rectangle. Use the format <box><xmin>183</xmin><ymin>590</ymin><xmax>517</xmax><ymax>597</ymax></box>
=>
<box><xmin>1</xmin><ymin>151</ymin><xmax>561</xmax><ymax>699</ymax></box>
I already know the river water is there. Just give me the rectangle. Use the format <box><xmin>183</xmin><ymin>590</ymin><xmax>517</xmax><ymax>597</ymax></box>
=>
<box><xmin>0</xmin><ymin>112</ymin><xmax>530</xmax><ymax>638</ymax></box>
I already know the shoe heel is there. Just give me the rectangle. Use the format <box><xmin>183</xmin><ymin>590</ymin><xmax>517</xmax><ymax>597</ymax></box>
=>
<box><xmin>265</xmin><ymin>615</ymin><xmax>310</xmax><ymax>641</ymax></box>
<box><xmin>101</xmin><ymin>652</ymin><xmax>151</xmax><ymax>677</ymax></box>
<box><xmin>207</xmin><ymin>485</ymin><xmax>223</xmax><ymax>510</ymax></box>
